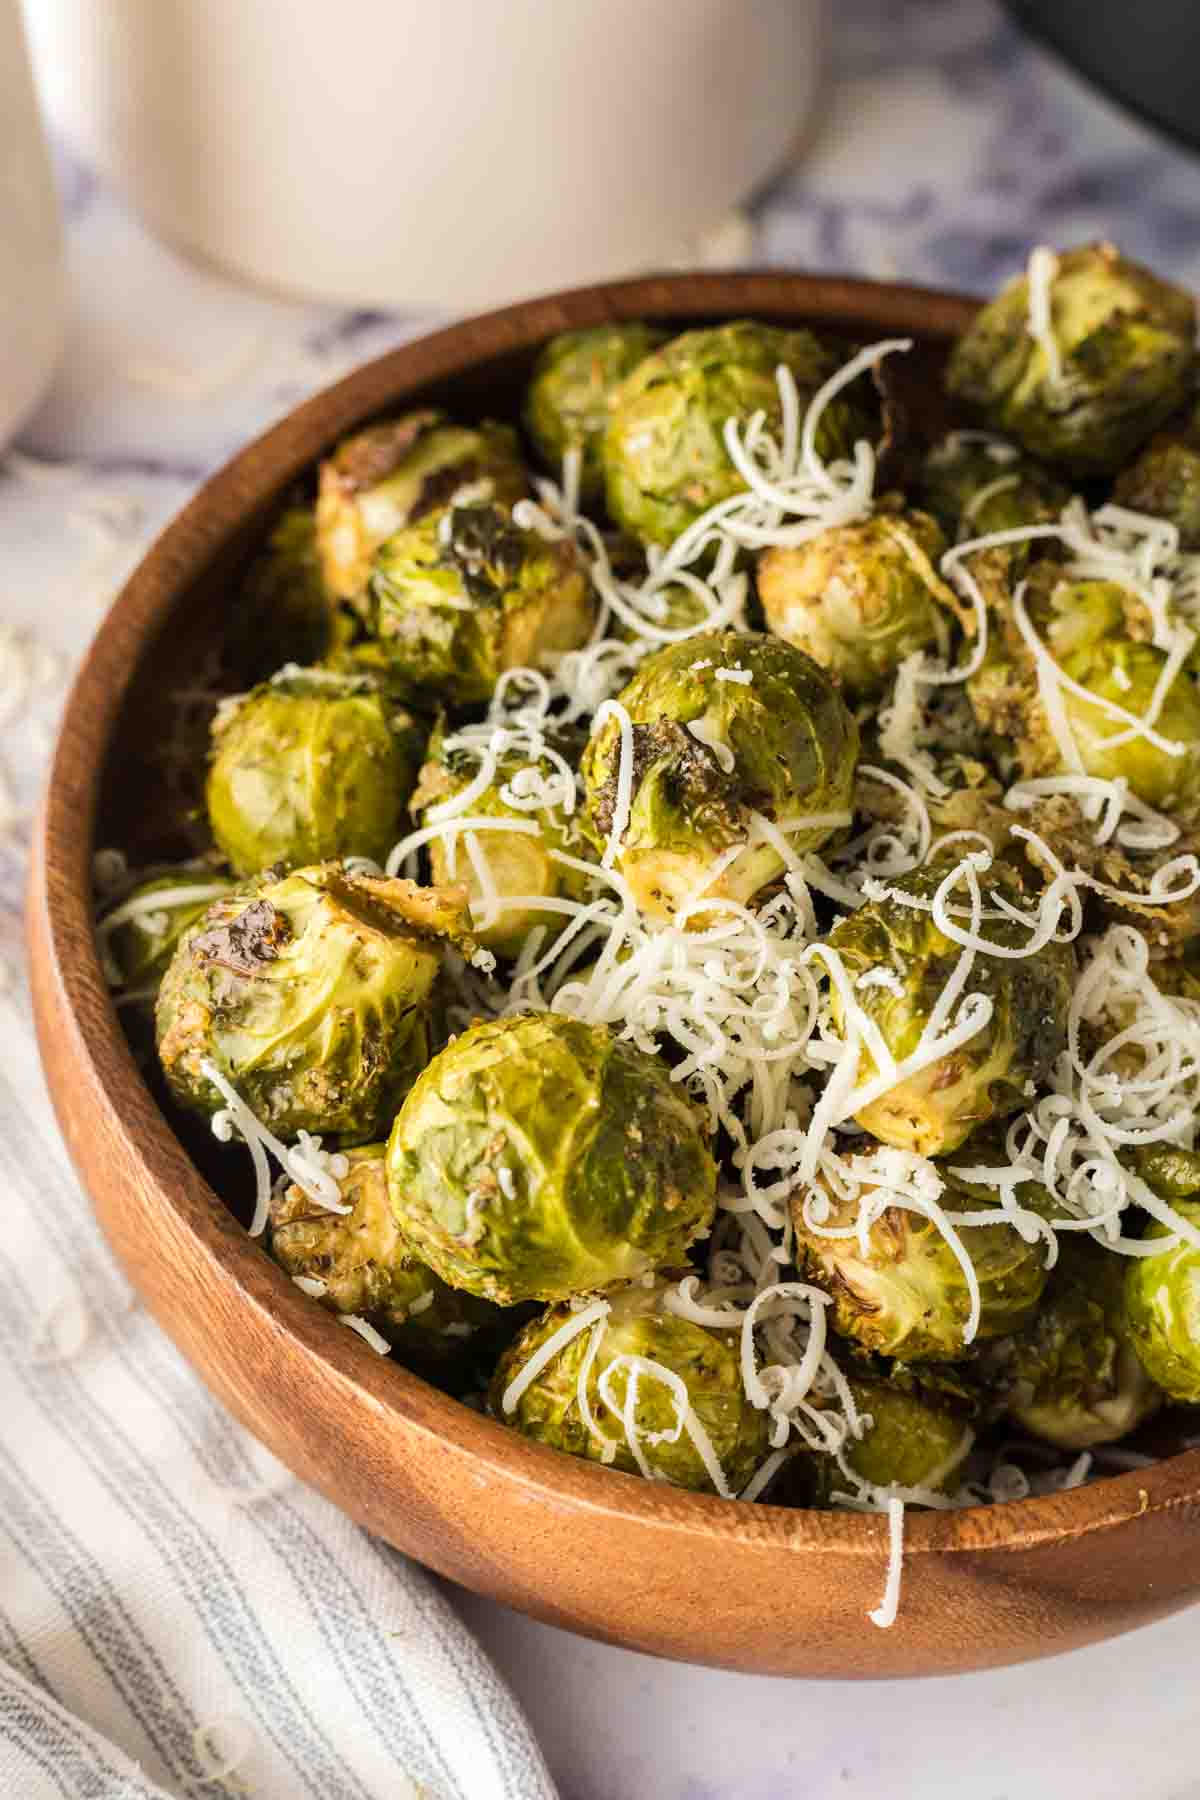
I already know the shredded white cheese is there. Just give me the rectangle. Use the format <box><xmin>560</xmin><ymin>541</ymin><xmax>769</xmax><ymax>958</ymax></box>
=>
<box><xmin>339</xmin><ymin>1314</ymin><xmax>392</xmax><ymax>1355</ymax></box>
<box><xmin>686</xmin><ymin>717</ymin><xmax>736</xmax><ymax>774</ymax></box>
<box><xmin>291</xmin><ymin>1276</ymin><xmax>328</xmax><ymax>1299</ymax></box>
<box><xmin>868</xmin><ymin>1496</ymin><xmax>906</xmax><ymax>1630</ymax></box>
<box><xmin>201</xmin><ymin>1060</ymin><xmax>351</xmax><ymax>1237</ymax></box>
<box><xmin>1026</xmin><ymin>245</ymin><xmax>1063</xmax><ymax>386</ymax></box>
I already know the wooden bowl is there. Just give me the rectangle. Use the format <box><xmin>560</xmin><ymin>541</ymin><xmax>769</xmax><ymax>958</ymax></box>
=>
<box><xmin>28</xmin><ymin>272</ymin><xmax>1200</xmax><ymax>1678</ymax></box>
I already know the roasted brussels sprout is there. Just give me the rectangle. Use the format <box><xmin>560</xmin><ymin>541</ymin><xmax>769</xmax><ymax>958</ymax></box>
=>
<box><xmin>225</xmin><ymin>504</ymin><xmax>349</xmax><ymax>684</ymax></box>
<box><xmin>946</xmin><ymin>243</ymin><xmax>1196</xmax><ymax>477</ymax></box>
<box><xmin>157</xmin><ymin>862</ymin><xmax>473</xmax><ymax>1142</ymax></box>
<box><xmin>316</xmin><ymin>411</ymin><xmax>527</xmax><ymax>606</ymax></box>
<box><xmin>1126</xmin><ymin>1201</ymin><xmax>1200</xmax><ymax>1403</ymax></box>
<box><xmin>369</xmin><ymin>501</ymin><xmax>595</xmax><ymax>706</ymax></box>
<box><xmin>987</xmin><ymin>1238</ymin><xmax>1162</xmax><ymax>1449</ymax></box>
<box><xmin>757</xmin><ymin>509</ymin><xmax>955</xmax><ymax>698</ymax></box>
<box><xmin>386</xmin><ymin>1013</ymin><xmax>716</xmax><ymax>1304</ymax></box>
<box><xmin>99</xmin><ymin>867</ymin><xmax>238</xmax><ymax>1000</ymax></box>
<box><xmin>524</xmin><ymin>324</ymin><xmax>666</xmax><ymax>504</ymax></box>
<box><xmin>1113</xmin><ymin>402</ymin><xmax>1200</xmax><ymax>551</ymax></box>
<box><xmin>803</xmin><ymin>1376</ymin><xmax>973</xmax><ymax>1501</ymax></box>
<box><xmin>821</xmin><ymin>860</ymin><xmax>1075</xmax><ymax>1155</ymax></box>
<box><xmin>1059</xmin><ymin>646</ymin><xmax>1200</xmax><ymax>817</ymax></box>
<box><xmin>1134</xmin><ymin>1142</ymin><xmax>1200</xmax><ymax>1200</ymax></box>
<box><xmin>205</xmin><ymin>666</ymin><xmax>426</xmax><ymax>878</ymax></box>
<box><xmin>491</xmin><ymin>1278</ymin><xmax>769</xmax><ymax>1495</ymax></box>
<box><xmin>791</xmin><ymin>1164</ymin><xmax>1050</xmax><ymax>1361</ymax></box>
<box><xmin>968</xmin><ymin>571</ymin><xmax>1200</xmax><ymax>813</ymax></box>
<box><xmin>915</xmin><ymin>433</ymin><xmax>1068</xmax><ymax>544</ymax></box>
<box><xmin>269</xmin><ymin>1144</ymin><xmax>515</xmax><ymax>1391</ymax></box>
<box><xmin>581</xmin><ymin>631</ymin><xmax>858</xmax><ymax>923</ymax></box>
<box><xmin>409</xmin><ymin>718</ymin><xmax>593</xmax><ymax>956</ymax></box>
<box><xmin>604</xmin><ymin>321</ymin><xmax>874</xmax><ymax>547</ymax></box>
<box><xmin>966</xmin><ymin>789</ymin><xmax>1200</xmax><ymax>961</ymax></box>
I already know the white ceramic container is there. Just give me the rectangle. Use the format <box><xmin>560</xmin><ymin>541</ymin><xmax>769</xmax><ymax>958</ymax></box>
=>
<box><xmin>0</xmin><ymin>0</ymin><xmax>64</xmax><ymax>446</ymax></box>
<box><xmin>22</xmin><ymin>0</ymin><xmax>825</xmax><ymax>310</ymax></box>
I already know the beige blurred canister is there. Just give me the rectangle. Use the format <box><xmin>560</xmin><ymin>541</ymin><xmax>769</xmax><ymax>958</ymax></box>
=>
<box><xmin>22</xmin><ymin>0</ymin><xmax>825</xmax><ymax>310</ymax></box>
<box><xmin>1</xmin><ymin>0</ymin><xmax>64</xmax><ymax>445</ymax></box>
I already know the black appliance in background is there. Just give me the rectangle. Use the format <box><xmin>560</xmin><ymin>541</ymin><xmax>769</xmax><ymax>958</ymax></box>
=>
<box><xmin>1004</xmin><ymin>0</ymin><xmax>1200</xmax><ymax>154</ymax></box>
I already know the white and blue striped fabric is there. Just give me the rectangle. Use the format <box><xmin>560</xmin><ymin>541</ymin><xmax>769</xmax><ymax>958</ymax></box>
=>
<box><xmin>0</xmin><ymin>986</ymin><xmax>558</xmax><ymax>1800</ymax></box>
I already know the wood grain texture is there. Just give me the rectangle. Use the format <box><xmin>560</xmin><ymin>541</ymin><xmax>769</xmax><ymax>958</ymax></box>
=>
<box><xmin>27</xmin><ymin>271</ymin><xmax>1200</xmax><ymax>1677</ymax></box>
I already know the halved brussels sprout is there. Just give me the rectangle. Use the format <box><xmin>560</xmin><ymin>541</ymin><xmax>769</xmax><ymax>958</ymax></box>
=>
<box><xmin>157</xmin><ymin>862</ymin><xmax>473</xmax><ymax>1143</ymax></box>
<box><xmin>490</xmin><ymin>1278</ymin><xmax>769</xmax><ymax>1495</ymax></box>
<box><xmin>1113</xmin><ymin>403</ymin><xmax>1200</xmax><ymax>551</ymax></box>
<box><xmin>269</xmin><ymin>1143</ymin><xmax>516</xmax><ymax>1392</ymax></box>
<box><xmin>524</xmin><ymin>324</ymin><xmax>666</xmax><ymax>504</ymax></box>
<box><xmin>791</xmin><ymin>1163</ymin><xmax>1050</xmax><ymax>1361</ymax></box>
<box><xmin>226</xmin><ymin>504</ymin><xmax>350</xmax><ymax>683</ymax></box>
<box><xmin>604</xmin><ymin>321</ymin><xmax>875</xmax><ymax>547</ymax></box>
<box><xmin>580</xmin><ymin>630</ymin><xmax>858</xmax><ymax>924</ymax></box>
<box><xmin>369</xmin><ymin>501</ymin><xmax>595</xmax><ymax>706</ymax></box>
<box><xmin>821</xmin><ymin>859</ymin><xmax>1075</xmax><ymax>1156</ymax></box>
<box><xmin>915</xmin><ymin>433</ymin><xmax>1068</xmax><ymax>546</ymax></box>
<box><xmin>316</xmin><ymin>411</ymin><xmax>527</xmax><ymax>606</ymax></box>
<box><xmin>1126</xmin><ymin>1200</ymin><xmax>1200</xmax><ymax>1403</ymax></box>
<box><xmin>206</xmin><ymin>666</ymin><xmax>427</xmax><ymax>878</ymax></box>
<box><xmin>946</xmin><ymin>243</ymin><xmax>1196</xmax><ymax>477</ymax></box>
<box><xmin>968</xmin><ymin>571</ymin><xmax>1200</xmax><ymax>814</ymax></box>
<box><xmin>409</xmin><ymin>717</ymin><xmax>593</xmax><ymax>957</ymax></box>
<box><xmin>987</xmin><ymin>1237</ymin><xmax>1162</xmax><ymax>1450</ymax></box>
<box><xmin>757</xmin><ymin>509</ymin><xmax>955</xmax><ymax>698</ymax></box>
<box><xmin>386</xmin><ymin>1013</ymin><xmax>716</xmax><ymax>1304</ymax></box>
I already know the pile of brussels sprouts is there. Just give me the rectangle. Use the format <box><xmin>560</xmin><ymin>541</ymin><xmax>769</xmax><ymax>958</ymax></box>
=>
<box><xmin>97</xmin><ymin>243</ymin><xmax>1200</xmax><ymax>1524</ymax></box>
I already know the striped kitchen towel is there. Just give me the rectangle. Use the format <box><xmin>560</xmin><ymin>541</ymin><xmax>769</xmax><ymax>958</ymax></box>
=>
<box><xmin>0</xmin><ymin>983</ymin><xmax>558</xmax><ymax>1800</ymax></box>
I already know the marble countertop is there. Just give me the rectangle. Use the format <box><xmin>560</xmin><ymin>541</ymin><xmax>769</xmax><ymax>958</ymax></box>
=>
<box><xmin>8</xmin><ymin>1</ymin><xmax>1200</xmax><ymax>1794</ymax></box>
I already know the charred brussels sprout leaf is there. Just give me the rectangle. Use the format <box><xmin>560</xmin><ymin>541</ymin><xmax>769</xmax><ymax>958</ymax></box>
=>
<box><xmin>758</xmin><ymin>509</ymin><xmax>955</xmax><ymax>698</ymax></box>
<box><xmin>269</xmin><ymin>1144</ymin><xmax>517</xmax><ymax>1392</ymax></box>
<box><xmin>946</xmin><ymin>243</ymin><xmax>1196</xmax><ymax>477</ymax></box>
<box><xmin>410</xmin><ymin>717</ymin><xmax>594</xmax><ymax>957</ymax></box>
<box><xmin>100</xmin><ymin>868</ymin><xmax>238</xmax><ymax>1001</ymax></box>
<box><xmin>490</xmin><ymin>1279</ymin><xmax>768</xmax><ymax>1495</ymax></box>
<box><xmin>205</xmin><ymin>666</ymin><xmax>427</xmax><ymax>878</ymax></box>
<box><xmin>316</xmin><ymin>411</ymin><xmax>527</xmax><ymax>608</ymax></box>
<box><xmin>791</xmin><ymin>1164</ymin><xmax>1050</xmax><ymax>1361</ymax></box>
<box><xmin>1126</xmin><ymin>1201</ymin><xmax>1200</xmax><ymax>1403</ymax></box>
<box><xmin>986</xmin><ymin>1237</ymin><xmax>1162</xmax><ymax>1450</ymax></box>
<box><xmin>226</xmin><ymin>505</ymin><xmax>350</xmax><ymax>683</ymax></box>
<box><xmin>369</xmin><ymin>501</ymin><xmax>595</xmax><ymax>706</ymax></box>
<box><xmin>822</xmin><ymin>860</ymin><xmax>1075</xmax><ymax>1155</ymax></box>
<box><xmin>156</xmin><ymin>862</ymin><xmax>474</xmax><ymax>1143</ymax></box>
<box><xmin>524</xmin><ymin>324</ymin><xmax>666</xmax><ymax>504</ymax></box>
<box><xmin>604</xmin><ymin>321</ymin><xmax>875</xmax><ymax>547</ymax></box>
<box><xmin>386</xmin><ymin>1013</ymin><xmax>717</xmax><ymax>1304</ymax></box>
<box><xmin>581</xmin><ymin>630</ymin><xmax>858</xmax><ymax>923</ymax></box>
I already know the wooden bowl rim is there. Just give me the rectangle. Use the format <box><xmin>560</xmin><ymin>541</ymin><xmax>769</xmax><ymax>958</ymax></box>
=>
<box><xmin>33</xmin><ymin>268</ymin><xmax>1200</xmax><ymax>1562</ymax></box>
